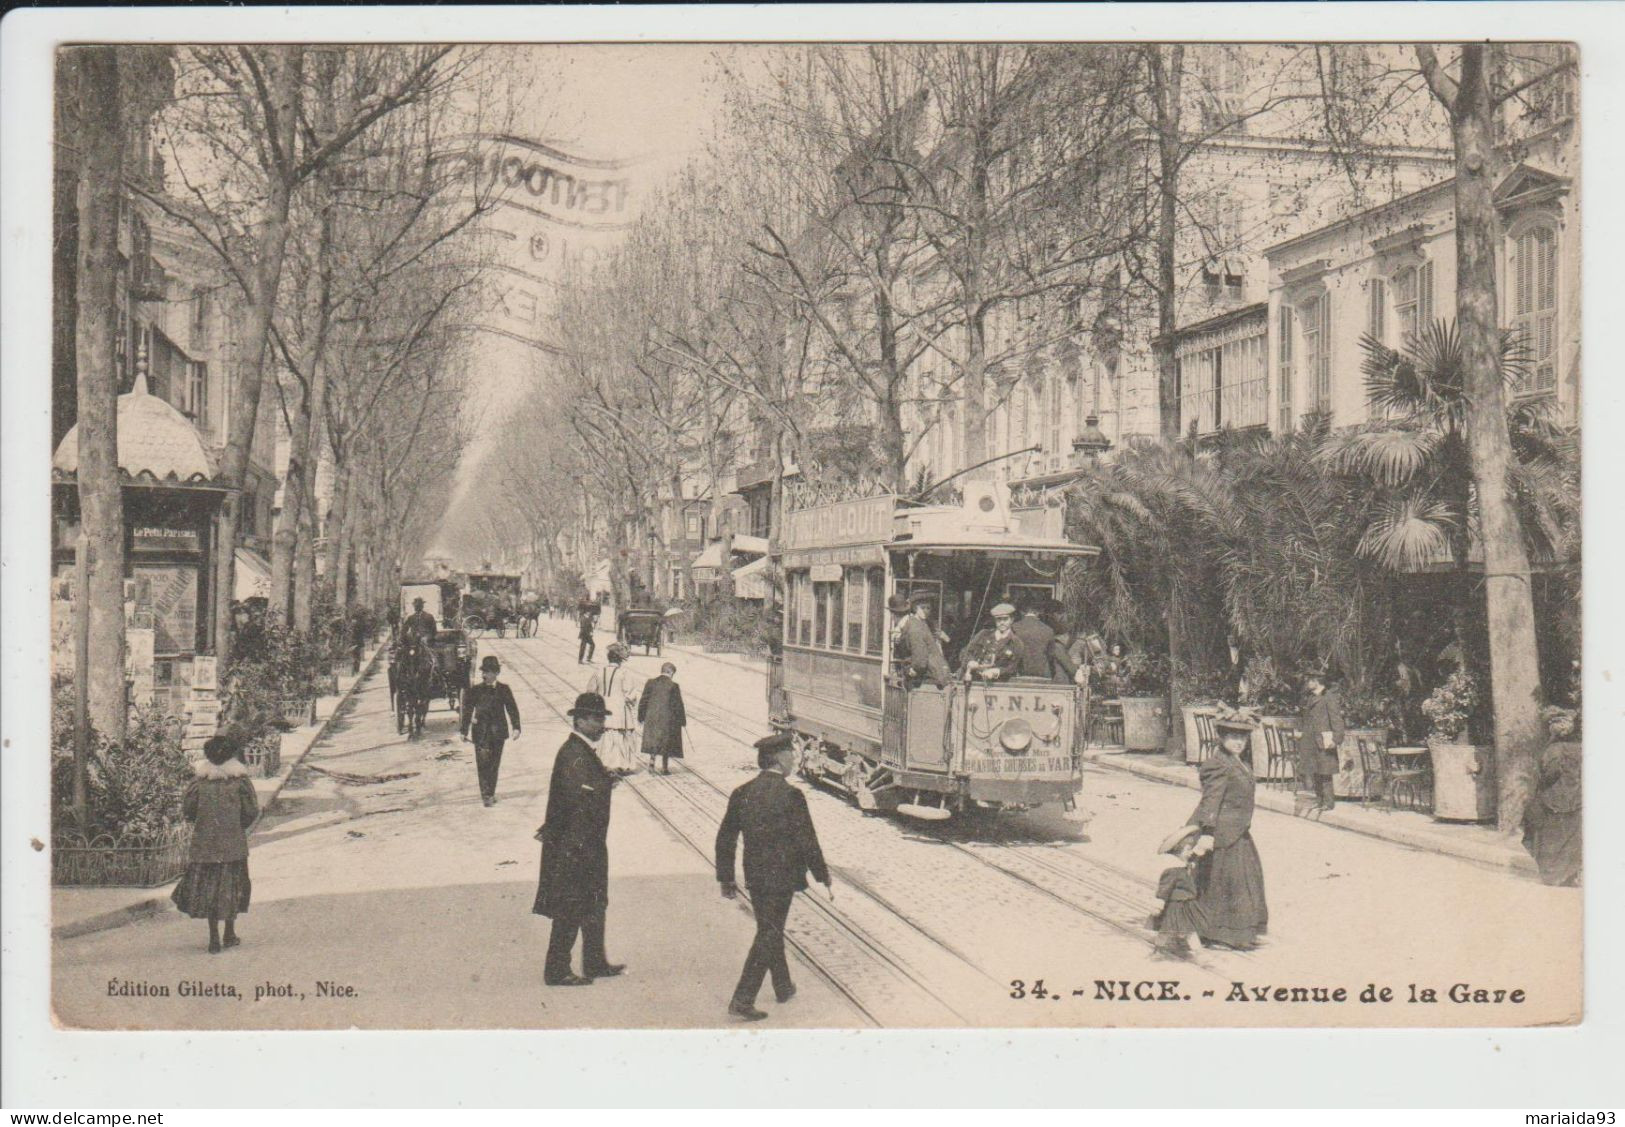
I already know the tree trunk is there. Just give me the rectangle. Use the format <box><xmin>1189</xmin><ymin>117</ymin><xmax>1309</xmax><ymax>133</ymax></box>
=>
<box><xmin>213</xmin><ymin>47</ymin><xmax>302</xmax><ymax>668</ymax></box>
<box><xmin>325</xmin><ymin>454</ymin><xmax>351</xmax><ymax>603</ymax></box>
<box><xmin>1434</xmin><ymin>45</ymin><xmax>1547</xmax><ymax>832</ymax></box>
<box><xmin>292</xmin><ymin>349</ymin><xmax>330</xmax><ymax>631</ymax></box>
<box><xmin>72</xmin><ymin>48</ymin><xmax>127</xmax><ymax>742</ymax></box>
<box><xmin>1149</xmin><ymin>45</ymin><xmax>1185</xmax><ymax>441</ymax></box>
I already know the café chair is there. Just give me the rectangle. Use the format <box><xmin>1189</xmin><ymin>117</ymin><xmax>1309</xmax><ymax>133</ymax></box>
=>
<box><xmin>1260</xmin><ymin>722</ymin><xmax>1298</xmax><ymax>790</ymax></box>
<box><xmin>1192</xmin><ymin>709</ymin><xmax>1219</xmax><ymax>764</ymax></box>
<box><xmin>1384</xmin><ymin>746</ymin><xmax>1433</xmax><ymax>812</ymax></box>
<box><xmin>1357</xmin><ymin>736</ymin><xmax>1390</xmax><ymax>812</ymax></box>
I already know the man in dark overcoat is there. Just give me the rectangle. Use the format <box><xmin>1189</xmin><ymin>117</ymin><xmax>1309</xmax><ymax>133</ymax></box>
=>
<box><xmin>959</xmin><ymin>603</ymin><xmax>1023</xmax><ymax>681</ymax></box>
<box><xmin>533</xmin><ymin>692</ymin><xmax>624</xmax><ymax>986</ymax></box>
<box><xmin>577</xmin><ymin>602</ymin><xmax>599</xmax><ymax>664</ymax></box>
<box><xmin>403</xmin><ymin>597</ymin><xmax>437</xmax><ymax>643</ymax></box>
<box><xmin>637</xmin><ymin>661</ymin><xmax>687</xmax><ymax>774</ymax></box>
<box><xmin>715</xmin><ymin>732</ymin><xmax>831</xmax><ymax>1021</ymax></box>
<box><xmin>460</xmin><ymin>655</ymin><xmax>521</xmax><ymax>806</ymax></box>
<box><xmin>889</xmin><ymin>594</ymin><xmax>951</xmax><ymax>688</ymax></box>
<box><xmin>1010</xmin><ymin>601</ymin><xmax>1058</xmax><ymax>678</ymax></box>
<box><xmin>1297</xmin><ymin>669</ymin><xmax>1346</xmax><ymax>814</ymax></box>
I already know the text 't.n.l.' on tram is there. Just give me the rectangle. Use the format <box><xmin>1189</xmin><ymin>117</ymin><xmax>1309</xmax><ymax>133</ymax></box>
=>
<box><xmin>768</xmin><ymin>479</ymin><xmax>1099</xmax><ymax>820</ymax></box>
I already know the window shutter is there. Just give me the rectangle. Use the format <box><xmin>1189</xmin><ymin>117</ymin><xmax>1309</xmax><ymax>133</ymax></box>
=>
<box><xmin>1368</xmin><ymin>278</ymin><xmax>1386</xmax><ymax>342</ymax></box>
<box><xmin>1276</xmin><ymin>305</ymin><xmax>1294</xmax><ymax>433</ymax></box>
<box><xmin>1318</xmin><ymin>294</ymin><xmax>1333</xmax><ymax>412</ymax></box>
<box><xmin>1418</xmin><ymin>260</ymin><xmax>1435</xmax><ymax>326</ymax></box>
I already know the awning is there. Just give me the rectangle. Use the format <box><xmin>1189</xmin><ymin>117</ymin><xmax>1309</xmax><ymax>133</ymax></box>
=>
<box><xmin>692</xmin><ymin>535</ymin><xmax>769</xmax><ymax>572</ymax></box>
<box><xmin>234</xmin><ymin>547</ymin><xmax>270</xmax><ymax>601</ymax></box>
<box><xmin>732</xmin><ymin>555</ymin><xmax>772</xmax><ymax>600</ymax></box>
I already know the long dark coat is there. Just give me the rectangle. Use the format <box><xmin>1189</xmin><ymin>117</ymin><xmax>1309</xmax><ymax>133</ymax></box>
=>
<box><xmin>714</xmin><ymin>771</ymin><xmax>829</xmax><ymax>895</ymax></box>
<box><xmin>1188</xmin><ymin>749</ymin><xmax>1268</xmax><ymax>947</ymax></box>
<box><xmin>532</xmin><ymin>732</ymin><xmax>613</xmax><ymax>919</ymax></box>
<box><xmin>1297</xmin><ymin>687</ymin><xmax>1347</xmax><ymax>777</ymax></box>
<box><xmin>182</xmin><ymin>758</ymin><xmax>259</xmax><ymax>863</ymax></box>
<box><xmin>1010</xmin><ymin>615</ymin><xmax>1057</xmax><ymax>678</ymax></box>
<box><xmin>460</xmin><ymin>681</ymin><xmax>520</xmax><ymax>741</ymax></box>
<box><xmin>637</xmin><ymin>675</ymin><xmax>687</xmax><ymax>758</ymax></box>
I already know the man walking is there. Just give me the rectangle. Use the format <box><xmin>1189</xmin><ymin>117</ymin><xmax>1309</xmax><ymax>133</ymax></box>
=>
<box><xmin>715</xmin><ymin>732</ymin><xmax>831</xmax><ymax>1021</ymax></box>
<box><xmin>1297</xmin><ymin>667</ymin><xmax>1347</xmax><ymax>815</ymax></box>
<box><xmin>638</xmin><ymin>661</ymin><xmax>687</xmax><ymax>774</ymax></box>
<box><xmin>577</xmin><ymin>602</ymin><xmax>599</xmax><ymax>664</ymax></box>
<box><xmin>533</xmin><ymin>692</ymin><xmax>625</xmax><ymax>986</ymax></box>
<box><xmin>460</xmin><ymin>655</ymin><xmax>520</xmax><ymax>806</ymax></box>
<box><xmin>888</xmin><ymin>593</ymin><xmax>951</xmax><ymax>688</ymax></box>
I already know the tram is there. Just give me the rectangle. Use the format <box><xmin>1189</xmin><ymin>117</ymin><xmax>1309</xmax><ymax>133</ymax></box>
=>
<box><xmin>769</xmin><ymin>480</ymin><xmax>1098</xmax><ymax>819</ymax></box>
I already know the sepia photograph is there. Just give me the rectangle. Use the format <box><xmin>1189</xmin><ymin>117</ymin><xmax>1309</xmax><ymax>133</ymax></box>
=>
<box><xmin>18</xmin><ymin>25</ymin><xmax>1594</xmax><ymax>1049</ymax></box>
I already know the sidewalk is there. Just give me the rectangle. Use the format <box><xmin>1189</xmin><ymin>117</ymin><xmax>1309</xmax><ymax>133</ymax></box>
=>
<box><xmin>1082</xmin><ymin>745</ymin><xmax>1538</xmax><ymax>877</ymax></box>
<box><xmin>52</xmin><ymin>639</ymin><xmax>388</xmax><ymax>939</ymax></box>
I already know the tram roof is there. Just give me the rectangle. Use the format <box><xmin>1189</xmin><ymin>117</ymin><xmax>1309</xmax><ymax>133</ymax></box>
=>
<box><xmin>888</xmin><ymin>530</ymin><xmax>1099</xmax><ymax>556</ymax></box>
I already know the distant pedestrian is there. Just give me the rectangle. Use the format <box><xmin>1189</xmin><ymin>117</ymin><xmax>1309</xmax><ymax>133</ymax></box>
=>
<box><xmin>577</xmin><ymin>603</ymin><xmax>599</xmax><ymax>664</ymax></box>
<box><xmin>715</xmin><ymin>732</ymin><xmax>831</xmax><ymax>1021</ymax></box>
<box><xmin>1297</xmin><ymin>667</ymin><xmax>1346</xmax><ymax>814</ymax></box>
<box><xmin>533</xmin><ymin>692</ymin><xmax>625</xmax><ymax>986</ymax></box>
<box><xmin>171</xmin><ymin>736</ymin><xmax>259</xmax><ymax>954</ymax></box>
<box><xmin>1188</xmin><ymin>720</ymin><xmax>1268</xmax><ymax>951</ymax></box>
<box><xmin>590</xmin><ymin>643</ymin><xmax>641</xmax><ymax>772</ymax></box>
<box><xmin>1149</xmin><ymin>825</ymin><xmax>1206</xmax><ymax>960</ymax></box>
<box><xmin>638</xmin><ymin>661</ymin><xmax>687</xmax><ymax>774</ymax></box>
<box><xmin>461</xmin><ymin>655</ymin><xmax>521</xmax><ymax>806</ymax></box>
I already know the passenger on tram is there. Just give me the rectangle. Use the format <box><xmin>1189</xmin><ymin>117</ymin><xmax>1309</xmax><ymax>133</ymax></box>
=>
<box><xmin>959</xmin><ymin>602</ymin><xmax>1023</xmax><ymax>682</ymax></box>
<box><xmin>887</xmin><ymin>593</ymin><xmax>952</xmax><ymax>689</ymax></box>
<box><xmin>1011</xmin><ymin>601</ymin><xmax>1058</xmax><ymax>678</ymax></box>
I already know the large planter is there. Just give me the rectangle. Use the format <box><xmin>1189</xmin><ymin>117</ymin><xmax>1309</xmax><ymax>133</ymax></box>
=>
<box><xmin>52</xmin><ymin>825</ymin><xmax>191</xmax><ymax>887</ymax></box>
<box><xmin>1120</xmin><ymin>695</ymin><xmax>1168</xmax><ymax>752</ymax></box>
<box><xmin>278</xmin><ymin>697</ymin><xmax>315</xmax><ymax>728</ymax></box>
<box><xmin>1430</xmin><ymin>742</ymin><xmax>1493</xmax><ymax>822</ymax></box>
<box><xmin>1335</xmin><ymin>727</ymin><xmax>1388</xmax><ymax>799</ymax></box>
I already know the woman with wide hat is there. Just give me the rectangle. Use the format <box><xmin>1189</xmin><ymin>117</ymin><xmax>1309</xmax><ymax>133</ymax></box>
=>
<box><xmin>1187</xmin><ymin>715</ymin><xmax>1268</xmax><ymax>950</ymax></box>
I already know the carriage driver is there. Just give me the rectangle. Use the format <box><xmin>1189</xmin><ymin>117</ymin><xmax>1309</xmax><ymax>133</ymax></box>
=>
<box><xmin>403</xmin><ymin>597</ymin><xmax>438</xmax><ymax>643</ymax></box>
<box><xmin>960</xmin><ymin>602</ymin><xmax>1023</xmax><ymax>682</ymax></box>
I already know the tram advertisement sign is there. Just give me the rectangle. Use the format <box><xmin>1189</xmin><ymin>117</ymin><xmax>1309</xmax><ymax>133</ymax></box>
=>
<box><xmin>782</xmin><ymin>495</ymin><xmax>893</xmax><ymax>551</ymax></box>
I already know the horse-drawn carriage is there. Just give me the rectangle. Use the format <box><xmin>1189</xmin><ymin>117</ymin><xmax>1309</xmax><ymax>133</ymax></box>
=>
<box><xmin>616</xmin><ymin>608</ymin><xmax>666</xmax><ymax>656</ymax></box>
<box><xmin>389</xmin><ymin>581</ymin><xmax>475</xmax><ymax>736</ymax></box>
<box><xmin>461</xmin><ymin>571</ymin><xmax>523</xmax><ymax>638</ymax></box>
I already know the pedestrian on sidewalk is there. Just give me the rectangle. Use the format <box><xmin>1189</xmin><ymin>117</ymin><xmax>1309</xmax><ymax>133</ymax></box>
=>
<box><xmin>577</xmin><ymin>602</ymin><xmax>599</xmax><ymax>664</ymax></box>
<box><xmin>533</xmin><ymin>692</ymin><xmax>625</xmax><ymax>987</ymax></box>
<box><xmin>171</xmin><ymin>736</ymin><xmax>259</xmax><ymax>954</ymax></box>
<box><xmin>1188</xmin><ymin>720</ymin><xmax>1268</xmax><ymax>952</ymax></box>
<box><xmin>638</xmin><ymin>661</ymin><xmax>687</xmax><ymax>774</ymax></box>
<box><xmin>1296</xmin><ymin>667</ymin><xmax>1346</xmax><ymax>814</ymax></box>
<box><xmin>461</xmin><ymin>655</ymin><xmax>521</xmax><ymax>807</ymax></box>
<box><xmin>715</xmin><ymin>732</ymin><xmax>832</xmax><ymax>1021</ymax></box>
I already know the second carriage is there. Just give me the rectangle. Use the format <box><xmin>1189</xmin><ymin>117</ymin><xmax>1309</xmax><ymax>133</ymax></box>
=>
<box><xmin>616</xmin><ymin>608</ymin><xmax>666</xmax><ymax>656</ymax></box>
<box><xmin>390</xmin><ymin>580</ymin><xmax>475</xmax><ymax>734</ymax></box>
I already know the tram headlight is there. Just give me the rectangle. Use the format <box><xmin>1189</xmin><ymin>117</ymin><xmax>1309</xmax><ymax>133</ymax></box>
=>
<box><xmin>996</xmin><ymin>718</ymin><xmax>1034</xmax><ymax>755</ymax></box>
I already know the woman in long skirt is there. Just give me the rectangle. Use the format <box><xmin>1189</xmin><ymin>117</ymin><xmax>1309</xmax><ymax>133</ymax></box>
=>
<box><xmin>171</xmin><ymin>737</ymin><xmax>259</xmax><ymax>952</ymax></box>
<box><xmin>1188</xmin><ymin>721</ymin><xmax>1268</xmax><ymax>950</ymax></box>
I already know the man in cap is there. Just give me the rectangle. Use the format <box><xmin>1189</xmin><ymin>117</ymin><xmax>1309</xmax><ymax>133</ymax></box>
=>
<box><xmin>888</xmin><ymin>593</ymin><xmax>952</xmax><ymax>689</ymax></box>
<box><xmin>533</xmin><ymin>692</ymin><xmax>625</xmax><ymax>986</ymax></box>
<box><xmin>959</xmin><ymin>603</ymin><xmax>1023</xmax><ymax>682</ymax></box>
<box><xmin>402</xmin><ymin>597</ymin><xmax>437</xmax><ymax>644</ymax></box>
<box><xmin>715</xmin><ymin>732</ymin><xmax>831</xmax><ymax>1021</ymax></box>
<box><xmin>460</xmin><ymin>655</ymin><xmax>521</xmax><ymax>806</ymax></box>
<box><xmin>1011</xmin><ymin>599</ymin><xmax>1059</xmax><ymax>678</ymax></box>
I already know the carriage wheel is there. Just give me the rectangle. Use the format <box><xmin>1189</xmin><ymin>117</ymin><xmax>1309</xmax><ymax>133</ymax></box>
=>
<box><xmin>463</xmin><ymin>614</ymin><xmax>485</xmax><ymax>639</ymax></box>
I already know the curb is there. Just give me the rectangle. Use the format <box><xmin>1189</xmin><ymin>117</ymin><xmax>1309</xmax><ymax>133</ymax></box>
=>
<box><xmin>1081</xmin><ymin>747</ymin><xmax>1538</xmax><ymax>878</ymax></box>
<box><xmin>51</xmin><ymin>640</ymin><xmax>387</xmax><ymax>941</ymax></box>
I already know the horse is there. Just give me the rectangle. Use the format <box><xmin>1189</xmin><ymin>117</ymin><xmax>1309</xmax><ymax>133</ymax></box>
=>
<box><xmin>394</xmin><ymin>633</ymin><xmax>438</xmax><ymax>737</ymax></box>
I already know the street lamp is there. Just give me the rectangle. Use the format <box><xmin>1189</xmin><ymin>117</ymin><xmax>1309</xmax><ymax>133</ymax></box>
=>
<box><xmin>1071</xmin><ymin>414</ymin><xmax>1112</xmax><ymax>467</ymax></box>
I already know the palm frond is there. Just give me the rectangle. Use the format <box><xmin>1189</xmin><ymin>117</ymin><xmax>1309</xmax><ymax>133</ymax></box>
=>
<box><xmin>1355</xmin><ymin>496</ymin><xmax>1455</xmax><ymax>573</ymax></box>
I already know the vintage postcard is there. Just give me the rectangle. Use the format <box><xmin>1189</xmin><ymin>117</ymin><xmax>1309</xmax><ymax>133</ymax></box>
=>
<box><xmin>35</xmin><ymin>33</ymin><xmax>1584</xmax><ymax>1038</ymax></box>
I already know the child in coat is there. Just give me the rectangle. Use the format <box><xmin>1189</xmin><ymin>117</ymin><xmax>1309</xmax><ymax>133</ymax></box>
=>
<box><xmin>1149</xmin><ymin>825</ymin><xmax>1206</xmax><ymax>960</ymax></box>
<box><xmin>171</xmin><ymin>736</ymin><xmax>259</xmax><ymax>953</ymax></box>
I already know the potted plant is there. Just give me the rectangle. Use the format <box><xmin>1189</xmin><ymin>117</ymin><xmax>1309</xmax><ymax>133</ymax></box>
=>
<box><xmin>1422</xmin><ymin>668</ymin><xmax>1493</xmax><ymax>822</ymax></box>
<box><xmin>1118</xmin><ymin>650</ymin><xmax>1170</xmax><ymax>752</ymax></box>
<box><xmin>1335</xmin><ymin>689</ymin><xmax>1396</xmax><ymax>801</ymax></box>
<box><xmin>1177</xmin><ymin>664</ymin><xmax>1233</xmax><ymax>765</ymax></box>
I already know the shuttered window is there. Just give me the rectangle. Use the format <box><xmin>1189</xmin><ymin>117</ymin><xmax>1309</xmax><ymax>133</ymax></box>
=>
<box><xmin>1368</xmin><ymin>277</ymin><xmax>1386</xmax><ymax>344</ymax></box>
<box><xmin>1276</xmin><ymin>305</ymin><xmax>1294</xmax><ymax>433</ymax></box>
<box><xmin>865</xmin><ymin>568</ymin><xmax>886</xmax><ymax>657</ymax></box>
<box><xmin>1300</xmin><ymin>295</ymin><xmax>1332</xmax><ymax>416</ymax></box>
<box><xmin>1511</xmin><ymin>225</ymin><xmax>1558</xmax><ymax>394</ymax></box>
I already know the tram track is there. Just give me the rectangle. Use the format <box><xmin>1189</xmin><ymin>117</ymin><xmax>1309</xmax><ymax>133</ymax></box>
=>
<box><xmin>509</xmin><ymin>628</ymin><xmax>1248</xmax><ymax>998</ymax></box>
<box><xmin>494</xmin><ymin>639</ymin><xmax>977</xmax><ymax>1027</ymax></box>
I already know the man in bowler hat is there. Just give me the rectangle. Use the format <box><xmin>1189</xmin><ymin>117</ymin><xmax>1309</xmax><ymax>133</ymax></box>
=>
<box><xmin>533</xmin><ymin>692</ymin><xmax>625</xmax><ymax>986</ymax></box>
<box><xmin>888</xmin><ymin>593</ymin><xmax>951</xmax><ymax>689</ymax></box>
<box><xmin>460</xmin><ymin>655</ymin><xmax>520</xmax><ymax>806</ymax></box>
<box><xmin>715</xmin><ymin>732</ymin><xmax>831</xmax><ymax>1020</ymax></box>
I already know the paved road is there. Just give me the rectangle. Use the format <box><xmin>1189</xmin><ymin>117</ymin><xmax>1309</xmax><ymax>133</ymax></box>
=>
<box><xmin>52</xmin><ymin>619</ymin><xmax>1580</xmax><ymax>1029</ymax></box>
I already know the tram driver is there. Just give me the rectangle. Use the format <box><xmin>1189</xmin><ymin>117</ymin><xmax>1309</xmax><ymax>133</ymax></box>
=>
<box><xmin>959</xmin><ymin>602</ymin><xmax>1023</xmax><ymax>682</ymax></box>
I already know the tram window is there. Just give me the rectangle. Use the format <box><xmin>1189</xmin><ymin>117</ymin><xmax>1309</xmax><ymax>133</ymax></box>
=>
<box><xmin>865</xmin><ymin>567</ymin><xmax>885</xmax><ymax>656</ymax></box>
<box><xmin>844</xmin><ymin>569</ymin><xmax>866</xmax><ymax>653</ymax></box>
<box><xmin>814</xmin><ymin>581</ymin><xmax>830</xmax><ymax>647</ymax></box>
<box><xmin>829</xmin><ymin>580</ymin><xmax>845</xmax><ymax>650</ymax></box>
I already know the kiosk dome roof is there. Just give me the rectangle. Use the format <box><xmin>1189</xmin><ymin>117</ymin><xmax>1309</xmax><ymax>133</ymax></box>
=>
<box><xmin>52</xmin><ymin>375</ymin><xmax>216</xmax><ymax>483</ymax></box>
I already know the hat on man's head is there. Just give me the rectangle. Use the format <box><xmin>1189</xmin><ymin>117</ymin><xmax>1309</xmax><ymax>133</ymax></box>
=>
<box><xmin>480</xmin><ymin>655</ymin><xmax>501</xmax><ymax>673</ymax></box>
<box><xmin>991</xmin><ymin>602</ymin><xmax>1016</xmax><ymax>618</ymax></box>
<box><xmin>754</xmin><ymin>730</ymin><xmax>795</xmax><ymax>768</ymax></box>
<box><xmin>413</xmin><ymin>597</ymin><xmax>425</xmax><ymax>608</ymax></box>
<box><xmin>886</xmin><ymin>594</ymin><xmax>914</xmax><ymax>615</ymax></box>
<box><xmin>567</xmin><ymin>692</ymin><xmax>611</xmax><ymax>718</ymax></box>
